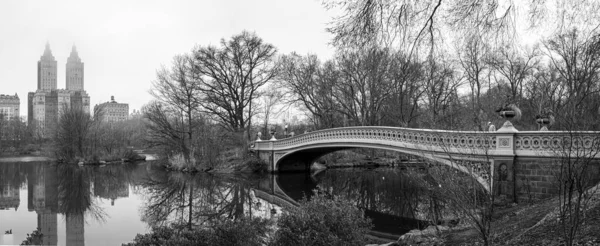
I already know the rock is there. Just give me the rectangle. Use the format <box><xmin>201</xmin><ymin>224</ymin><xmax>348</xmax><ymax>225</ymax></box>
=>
<box><xmin>365</xmin><ymin>242</ymin><xmax>399</xmax><ymax>246</ymax></box>
<box><xmin>310</xmin><ymin>162</ymin><xmax>327</xmax><ymax>171</ymax></box>
<box><xmin>397</xmin><ymin>225</ymin><xmax>449</xmax><ymax>246</ymax></box>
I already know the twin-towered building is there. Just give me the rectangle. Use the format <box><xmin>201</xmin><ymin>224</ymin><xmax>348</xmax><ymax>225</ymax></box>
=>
<box><xmin>28</xmin><ymin>42</ymin><xmax>91</xmax><ymax>137</ymax></box>
<box><xmin>24</xmin><ymin>42</ymin><xmax>132</xmax><ymax>137</ymax></box>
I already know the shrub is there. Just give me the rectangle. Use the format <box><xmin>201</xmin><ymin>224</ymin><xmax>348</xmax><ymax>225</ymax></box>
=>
<box><xmin>21</xmin><ymin>228</ymin><xmax>44</xmax><ymax>245</ymax></box>
<box><xmin>122</xmin><ymin>149</ymin><xmax>145</xmax><ymax>161</ymax></box>
<box><xmin>270</xmin><ymin>190</ymin><xmax>372</xmax><ymax>246</ymax></box>
<box><xmin>245</xmin><ymin>156</ymin><xmax>268</xmax><ymax>173</ymax></box>
<box><xmin>123</xmin><ymin>217</ymin><xmax>272</xmax><ymax>246</ymax></box>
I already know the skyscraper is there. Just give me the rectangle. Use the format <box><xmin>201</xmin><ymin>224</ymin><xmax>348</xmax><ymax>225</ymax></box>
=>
<box><xmin>37</xmin><ymin>42</ymin><xmax>57</xmax><ymax>91</ymax></box>
<box><xmin>66</xmin><ymin>45</ymin><xmax>84</xmax><ymax>91</ymax></box>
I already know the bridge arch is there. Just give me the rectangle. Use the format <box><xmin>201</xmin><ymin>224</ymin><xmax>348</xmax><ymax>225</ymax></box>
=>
<box><xmin>273</xmin><ymin>143</ymin><xmax>492</xmax><ymax>191</ymax></box>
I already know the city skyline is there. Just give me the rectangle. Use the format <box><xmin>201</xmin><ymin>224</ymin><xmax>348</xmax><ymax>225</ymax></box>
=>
<box><xmin>0</xmin><ymin>0</ymin><xmax>335</xmax><ymax>120</ymax></box>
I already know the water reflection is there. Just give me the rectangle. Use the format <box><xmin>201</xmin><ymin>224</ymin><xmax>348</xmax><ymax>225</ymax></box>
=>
<box><xmin>1</xmin><ymin>161</ymin><xmax>445</xmax><ymax>244</ymax></box>
<box><xmin>277</xmin><ymin>169</ymin><xmax>443</xmax><ymax>236</ymax></box>
<box><xmin>135</xmin><ymin>168</ymin><xmax>443</xmax><ymax>237</ymax></box>
<box><xmin>0</xmin><ymin>163</ymin><xmax>22</xmax><ymax>211</ymax></box>
<box><xmin>0</xmin><ymin>162</ymin><xmax>151</xmax><ymax>245</ymax></box>
<box><xmin>138</xmin><ymin>172</ymin><xmax>271</xmax><ymax>230</ymax></box>
<box><xmin>93</xmin><ymin>165</ymin><xmax>129</xmax><ymax>206</ymax></box>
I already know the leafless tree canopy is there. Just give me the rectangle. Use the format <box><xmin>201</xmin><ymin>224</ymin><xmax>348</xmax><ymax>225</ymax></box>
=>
<box><xmin>324</xmin><ymin>0</ymin><xmax>600</xmax><ymax>56</ymax></box>
<box><xmin>193</xmin><ymin>31</ymin><xmax>278</xmax><ymax>134</ymax></box>
<box><xmin>148</xmin><ymin>54</ymin><xmax>202</xmax><ymax>162</ymax></box>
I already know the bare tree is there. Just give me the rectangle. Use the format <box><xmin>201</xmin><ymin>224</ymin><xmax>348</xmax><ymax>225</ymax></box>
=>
<box><xmin>553</xmin><ymin>130</ymin><xmax>600</xmax><ymax>246</ymax></box>
<box><xmin>258</xmin><ymin>84</ymin><xmax>286</xmax><ymax>137</ymax></box>
<box><xmin>324</xmin><ymin>0</ymin><xmax>516</xmax><ymax>54</ymax></box>
<box><xmin>457</xmin><ymin>35</ymin><xmax>492</xmax><ymax>131</ymax></box>
<box><xmin>543</xmin><ymin>28</ymin><xmax>600</xmax><ymax>246</ymax></box>
<box><xmin>150</xmin><ymin>54</ymin><xmax>201</xmax><ymax>163</ymax></box>
<box><xmin>324</xmin><ymin>1</ymin><xmax>600</xmax><ymax>54</ymax></box>
<box><xmin>278</xmin><ymin>53</ymin><xmax>341</xmax><ymax>129</ymax></box>
<box><xmin>143</xmin><ymin>101</ymin><xmax>187</xmax><ymax>159</ymax></box>
<box><xmin>53</xmin><ymin>105</ymin><xmax>101</xmax><ymax>161</ymax></box>
<box><xmin>334</xmin><ymin>48</ymin><xmax>396</xmax><ymax>126</ymax></box>
<box><xmin>544</xmin><ymin>29</ymin><xmax>600</xmax><ymax>128</ymax></box>
<box><xmin>488</xmin><ymin>45</ymin><xmax>539</xmax><ymax>103</ymax></box>
<box><xmin>193</xmin><ymin>31</ymin><xmax>278</xmax><ymax>141</ymax></box>
<box><xmin>383</xmin><ymin>51</ymin><xmax>425</xmax><ymax>127</ymax></box>
<box><xmin>422</xmin><ymin>56</ymin><xmax>463</xmax><ymax>129</ymax></box>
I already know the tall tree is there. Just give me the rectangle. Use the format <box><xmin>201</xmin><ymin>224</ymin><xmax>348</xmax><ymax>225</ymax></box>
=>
<box><xmin>149</xmin><ymin>54</ymin><xmax>201</xmax><ymax>162</ymax></box>
<box><xmin>544</xmin><ymin>29</ymin><xmax>600</xmax><ymax>129</ymax></box>
<box><xmin>383</xmin><ymin>51</ymin><xmax>424</xmax><ymax>127</ymax></box>
<box><xmin>488</xmin><ymin>46</ymin><xmax>539</xmax><ymax>103</ymax></box>
<box><xmin>258</xmin><ymin>84</ymin><xmax>286</xmax><ymax>137</ymax></box>
<box><xmin>335</xmin><ymin>48</ymin><xmax>395</xmax><ymax>126</ymax></box>
<box><xmin>278</xmin><ymin>53</ymin><xmax>340</xmax><ymax>129</ymax></box>
<box><xmin>457</xmin><ymin>36</ymin><xmax>492</xmax><ymax>131</ymax></box>
<box><xmin>422</xmin><ymin>57</ymin><xmax>462</xmax><ymax>129</ymax></box>
<box><xmin>193</xmin><ymin>31</ymin><xmax>278</xmax><ymax>140</ymax></box>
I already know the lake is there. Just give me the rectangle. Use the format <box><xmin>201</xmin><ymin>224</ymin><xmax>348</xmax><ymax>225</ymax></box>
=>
<box><xmin>0</xmin><ymin>160</ymin><xmax>443</xmax><ymax>245</ymax></box>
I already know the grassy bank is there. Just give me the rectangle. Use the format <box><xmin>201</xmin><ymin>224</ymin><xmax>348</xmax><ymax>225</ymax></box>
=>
<box><xmin>399</xmin><ymin>190</ymin><xmax>600</xmax><ymax>245</ymax></box>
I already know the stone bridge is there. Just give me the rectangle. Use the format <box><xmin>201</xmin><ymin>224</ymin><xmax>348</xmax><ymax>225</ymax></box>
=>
<box><xmin>253</xmin><ymin>123</ymin><xmax>600</xmax><ymax>201</ymax></box>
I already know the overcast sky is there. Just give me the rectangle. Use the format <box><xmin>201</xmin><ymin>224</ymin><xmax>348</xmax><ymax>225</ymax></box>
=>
<box><xmin>0</xmin><ymin>0</ymin><xmax>335</xmax><ymax>118</ymax></box>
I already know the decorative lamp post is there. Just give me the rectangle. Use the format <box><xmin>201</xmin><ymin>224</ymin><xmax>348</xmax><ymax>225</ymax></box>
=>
<box><xmin>270</xmin><ymin>128</ymin><xmax>277</xmax><ymax>140</ymax></box>
<box><xmin>284</xmin><ymin>124</ymin><xmax>288</xmax><ymax>137</ymax></box>
<box><xmin>256</xmin><ymin>131</ymin><xmax>262</xmax><ymax>141</ymax></box>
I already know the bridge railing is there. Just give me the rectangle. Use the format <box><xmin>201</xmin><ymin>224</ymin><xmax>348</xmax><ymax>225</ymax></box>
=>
<box><xmin>514</xmin><ymin>131</ymin><xmax>600</xmax><ymax>156</ymax></box>
<box><xmin>254</xmin><ymin>126</ymin><xmax>497</xmax><ymax>153</ymax></box>
<box><xmin>254</xmin><ymin>127</ymin><xmax>600</xmax><ymax>158</ymax></box>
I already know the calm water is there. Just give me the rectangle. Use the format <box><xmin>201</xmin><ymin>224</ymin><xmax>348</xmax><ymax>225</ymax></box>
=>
<box><xmin>0</xmin><ymin>160</ymin><xmax>441</xmax><ymax>245</ymax></box>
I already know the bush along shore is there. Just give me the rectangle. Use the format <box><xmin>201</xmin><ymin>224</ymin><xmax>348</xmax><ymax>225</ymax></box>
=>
<box><xmin>57</xmin><ymin>149</ymin><xmax>146</xmax><ymax>166</ymax></box>
<box><xmin>123</xmin><ymin>190</ymin><xmax>373</xmax><ymax>246</ymax></box>
<box><xmin>162</xmin><ymin>152</ymin><xmax>268</xmax><ymax>174</ymax></box>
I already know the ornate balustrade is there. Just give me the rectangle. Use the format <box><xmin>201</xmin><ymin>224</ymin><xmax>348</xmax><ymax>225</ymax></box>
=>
<box><xmin>514</xmin><ymin>131</ymin><xmax>600</xmax><ymax>156</ymax></box>
<box><xmin>255</xmin><ymin>126</ymin><xmax>496</xmax><ymax>155</ymax></box>
<box><xmin>254</xmin><ymin>126</ymin><xmax>600</xmax><ymax>159</ymax></box>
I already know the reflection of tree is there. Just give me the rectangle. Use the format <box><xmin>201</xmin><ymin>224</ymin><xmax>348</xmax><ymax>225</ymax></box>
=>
<box><xmin>310</xmin><ymin>169</ymin><xmax>432</xmax><ymax>219</ymax></box>
<box><xmin>0</xmin><ymin>162</ymin><xmax>26</xmax><ymax>210</ymax></box>
<box><xmin>139</xmin><ymin>172</ymin><xmax>261</xmax><ymax>230</ymax></box>
<box><xmin>57</xmin><ymin>165</ymin><xmax>107</xmax><ymax>246</ymax></box>
<box><xmin>276</xmin><ymin>169</ymin><xmax>449</xmax><ymax>235</ymax></box>
<box><xmin>57</xmin><ymin>165</ymin><xmax>106</xmax><ymax>222</ymax></box>
<box><xmin>93</xmin><ymin>165</ymin><xmax>130</xmax><ymax>205</ymax></box>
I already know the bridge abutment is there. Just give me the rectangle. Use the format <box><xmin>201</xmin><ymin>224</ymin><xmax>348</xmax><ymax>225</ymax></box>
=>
<box><xmin>513</xmin><ymin>159</ymin><xmax>600</xmax><ymax>201</ymax></box>
<box><xmin>491</xmin><ymin>122</ymin><xmax>518</xmax><ymax>202</ymax></box>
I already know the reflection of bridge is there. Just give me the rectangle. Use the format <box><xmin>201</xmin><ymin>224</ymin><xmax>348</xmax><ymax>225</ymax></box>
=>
<box><xmin>252</xmin><ymin>173</ymin><xmax>428</xmax><ymax>240</ymax></box>
<box><xmin>254</xmin><ymin>175</ymin><xmax>299</xmax><ymax>210</ymax></box>
<box><xmin>254</xmin><ymin>124</ymin><xmax>600</xmax><ymax>200</ymax></box>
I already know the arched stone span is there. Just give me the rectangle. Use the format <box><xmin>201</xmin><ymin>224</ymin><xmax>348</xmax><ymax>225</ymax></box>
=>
<box><xmin>273</xmin><ymin>143</ymin><xmax>491</xmax><ymax>191</ymax></box>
